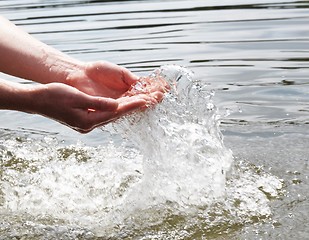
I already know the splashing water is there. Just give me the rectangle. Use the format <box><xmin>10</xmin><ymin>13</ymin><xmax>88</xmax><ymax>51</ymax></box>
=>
<box><xmin>0</xmin><ymin>65</ymin><xmax>283</xmax><ymax>239</ymax></box>
<box><xmin>101</xmin><ymin>65</ymin><xmax>283</xmax><ymax>238</ymax></box>
<box><xmin>113</xmin><ymin>65</ymin><xmax>233</xmax><ymax>209</ymax></box>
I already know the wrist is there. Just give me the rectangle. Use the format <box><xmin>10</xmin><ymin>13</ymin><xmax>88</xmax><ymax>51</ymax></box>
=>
<box><xmin>43</xmin><ymin>50</ymin><xmax>86</xmax><ymax>85</ymax></box>
<box><xmin>62</xmin><ymin>60</ymin><xmax>87</xmax><ymax>87</ymax></box>
<box><xmin>0</xmin><ymin>80</ymin><xmax>39</xmax><ymax>113</ymax></box>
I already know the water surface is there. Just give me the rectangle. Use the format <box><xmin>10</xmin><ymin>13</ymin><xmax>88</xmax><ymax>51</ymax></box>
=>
<box><xmin>0</xmin><ymin>0</ymin><xmax>308</xmax><ymax>239</ymax></box>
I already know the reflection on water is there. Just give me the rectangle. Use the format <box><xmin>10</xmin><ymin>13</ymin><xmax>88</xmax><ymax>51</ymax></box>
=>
<box><xmin>0</xmin><ymin>0</ymin><xmax>309</xmax><ymax>239</ymax></box>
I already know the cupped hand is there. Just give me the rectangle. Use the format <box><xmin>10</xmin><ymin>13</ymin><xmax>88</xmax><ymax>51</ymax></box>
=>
<box><xmin>32</xmin><ymin>82</ymin><xmax>163</xmax><ymax>133</ymax></box>
<box><xmin>66</xmin><ymin>61</ymin><xmax>169</xmax><ymax>101</ymax></box>
<box><xmin>66</xmin><ymin>61</ymin><xmax>140</xmax><ymax>98</ymax></box>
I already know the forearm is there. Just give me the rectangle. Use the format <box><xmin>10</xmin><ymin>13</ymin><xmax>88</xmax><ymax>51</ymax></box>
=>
<box><xmin>0</xmin><ymin>79</ymin><xmax>37</xmax><ymax>112</ymax></box>
<box><xmin>0</xmin><ymin>16</ymin><xmax>84</xmax><ymax>84</ymax></box>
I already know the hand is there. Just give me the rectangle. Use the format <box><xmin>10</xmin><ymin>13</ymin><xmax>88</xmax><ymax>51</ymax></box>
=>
<box><xmin>66</xmin><ymin>61</ymin><xmax>140</xmax><ymax>98</ymax></box>
<box><xmin>32</xmin><ymin>83</ymin><xmax>161</xmax><ymax>133</ymax></box>
<box><xmin>66</xmin><ymin>61</ymin><xmax>168</xmax><ymax>100</ymax></box>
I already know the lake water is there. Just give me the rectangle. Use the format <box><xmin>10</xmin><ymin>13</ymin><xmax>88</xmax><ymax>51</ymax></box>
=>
<box><xmin>0</xmin><ymin>0</ymin><xmax>308</xmax><ymax>239</ymax></box>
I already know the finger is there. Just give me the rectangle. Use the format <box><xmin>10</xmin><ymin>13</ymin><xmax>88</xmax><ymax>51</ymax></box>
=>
<box><xmin>121</xmin><ymin>67</ymin><xmax>139</xmax><ymax>86</ymax></box>
<box><xmin>78</xmin><ymin>97</ymin><xmax>146</xmax><ymax>130</ymax></box>
<box><xmin>119</xmin><ymin>92</ymin><xmax>163</xmax><ymax>112</ymax></box>
<box><xmin>90</xmin><ymin>97</ymin><xmax>119</xmax><ymax>111</ymax></box>
<box><xmin>77</xmin><ymin>94</ymin><xmax>119</xmax><ymax>112</ymax></box>
<box><xmin>116</xmin><ymin>97</ymin><xmax>147</xmax><ymax>116</ymax></box>
<box><xmin>150</xmin><ymin>91</ymin><xmax>164</xmax><ymax>103</ymax></box>
<box><xmin>136</xmin><ymin>92</ymin><xmax>164</xmax><ymax>106</ymax></box>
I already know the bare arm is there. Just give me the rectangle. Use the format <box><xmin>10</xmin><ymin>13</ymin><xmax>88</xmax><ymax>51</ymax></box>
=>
<box><xmin>0</xmin><ymin>79</ymin><xmax>33</xmax><ymax>111</ymax></box>
<box><xmin>0</xmin><ymin>16</ymin><xmax>167</xmax><ymax>132</ymax></box>
<box><xmin>0</xmin><ymin>15</ymin><xmax>82</xmax><ymax>84</ymax></box>
<box><xmin>0</xmin><ymin>16</ymin><xmax>161</xmax><ymax>98</ymax></box>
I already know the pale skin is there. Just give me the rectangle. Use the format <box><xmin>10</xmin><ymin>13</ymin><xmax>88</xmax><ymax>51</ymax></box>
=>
<box><xmin>0</xmin><ymin>16</ymin><xmax>166</xmax><ymax>133</ymax></box>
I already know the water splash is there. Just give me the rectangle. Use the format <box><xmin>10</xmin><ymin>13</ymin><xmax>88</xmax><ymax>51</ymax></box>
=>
<box><xmin>101</xmin><ymin>65</ymin><xmax>283</xmax><ymax>238</ymax></box>
<box><xmin>0</xmin><ymin>65</ymin><xmax>283</xmax><ymax>239</ymax></box>
<box><xmin>112</xmin><ymin>65</ymin><xmax>233</xmax><ymax>209</ymax></box>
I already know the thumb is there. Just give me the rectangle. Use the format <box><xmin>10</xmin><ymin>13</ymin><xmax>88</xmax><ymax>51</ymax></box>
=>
<box><xmin>81</xmin><ymin>95</ymin><xmax>119</xmax><ymax>112</ymax></box>
<box><xmin>121</xmin><ymin>67</ymin><xmax>139</xmax><ymax>85</ymax></box>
